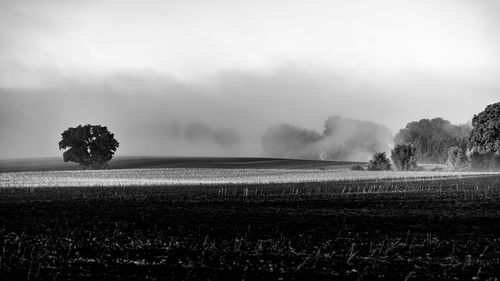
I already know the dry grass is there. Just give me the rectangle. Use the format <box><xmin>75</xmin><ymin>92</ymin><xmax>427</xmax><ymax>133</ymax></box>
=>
<box><xmin>0</xmin><ymin>168</ymin><xmax>498</xmax><ymax>188</ymax></box>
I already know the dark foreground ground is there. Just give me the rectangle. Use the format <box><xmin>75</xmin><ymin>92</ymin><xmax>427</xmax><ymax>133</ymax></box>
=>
<box><xmin>1</xmin><ymin>175</ymin><xmax>500</xmax><ymax>280</ymax></box>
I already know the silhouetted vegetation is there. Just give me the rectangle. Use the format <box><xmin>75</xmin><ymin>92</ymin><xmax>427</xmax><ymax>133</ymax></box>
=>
<box><xmin>391</xmin><ymin>143</ymin><xmax>417</xmax><ymax>171</ymax></box>
<box><xmin>367</xmin><ymin>152</ymin><xmax>391</xmax><ymax>171</ymax></box>
<box><xmin>58</xmin><ymin>124</ymin><xmax>119</xmax><ymax>169</ymax></box>
<box><xmin>468</xmin><ymin>102</ymin><xmax>500</xmax><ymax>170</ymax></box>
<box><xmin>395</xmin><ymin>118</ymin><xmax>471</xmax><ymax>164</ymax></box>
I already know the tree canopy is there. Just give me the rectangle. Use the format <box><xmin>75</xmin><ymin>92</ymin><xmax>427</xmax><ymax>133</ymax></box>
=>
<box><xmin>395</xmin><ymin>118</ymin><xmax>470</xmax><ymax>164</ymax></box>
<box><xmin>59</xmin><ymin>124</ymin><xmax>119</xmax><ymax>169</ymax></box>
<box><xmin>469</xmin><ymin>102</ymin><xmax>500</xmax><ymax>154</ymax></box>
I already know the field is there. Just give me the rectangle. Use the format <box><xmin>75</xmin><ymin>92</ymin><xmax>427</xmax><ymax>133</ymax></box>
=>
<box><xmin>1</xmin><ymin>158</ymin><xmax>500</xmax><ymax>280</ymax></box>
<box><xmin>0</xmin><ymin>156</ymin><xmax>363</xmax><ymax>172</ymax></box>
<box><xmin>1</xmin><ymin>168</ymin><xmax>494</xmax><ymax>188</ymax></box>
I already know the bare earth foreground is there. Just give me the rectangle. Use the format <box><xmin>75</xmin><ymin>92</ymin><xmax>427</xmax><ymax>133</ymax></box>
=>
<box><xmin>1</xmin><ymin>157</ymin><xmax>500</xmax><ymax>280</ymax></box>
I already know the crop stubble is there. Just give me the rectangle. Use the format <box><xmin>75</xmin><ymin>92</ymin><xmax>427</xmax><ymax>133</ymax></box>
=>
<box><xmin>0</xmin><ymin>169</ymin><xmax>500</xmax><ymax>280</ymax></box>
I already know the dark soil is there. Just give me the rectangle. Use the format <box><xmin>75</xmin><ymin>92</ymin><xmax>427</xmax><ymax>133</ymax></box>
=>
<box><xmin>1</xmin><ymin>175</ymin><xmax>500</xmax><ymax>280</ymax></box>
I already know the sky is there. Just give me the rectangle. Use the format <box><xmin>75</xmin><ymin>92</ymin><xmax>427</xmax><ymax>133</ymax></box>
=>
<box><xmin>0</xmin><ymin>0</ymin><xmax>499</xmax><ymax>159</ymax></box>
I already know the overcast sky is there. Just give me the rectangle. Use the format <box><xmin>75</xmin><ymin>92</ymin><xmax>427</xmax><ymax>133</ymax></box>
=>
<box><xmin>1</xmin><ymin>0</ymin><xmax>499</xmax><ymax>159</ymax></box>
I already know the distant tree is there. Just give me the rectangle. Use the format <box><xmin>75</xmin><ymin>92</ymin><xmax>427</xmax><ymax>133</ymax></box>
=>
<box><xmin>262</xmin><ymin>124</ymin><xmax>322</xmax><ymax>159</ymax></box>
<box><xmin>395</xmin><ymin>118</ymin><xmax>471</xmax><ymax>164</ymax></box>
<box><xmin>261</xmin><ymin>117</ymin><xmax>392</xmax><ymax>161</ymax></box>
<box><xmin>320</xmin><ymin>116</ymin><xmax>393</xmax><ymax>161</ymax></box>
<box><xmin>214</xmin><ymin>128</ymin><xmax>240</xmax><ymax>149</ymax></box>
<box><xmin>59</xmin><ymin>124</ymin><xmax>119</xmax><ymax>169</ymax></box>
<box><xmin>446</xmin><ymin>146</ymin><xmax>467</xmax><ymax>171</ymax></box>
<box><xmin>391</xmin><ymin>144</ymin><xmax>417</xmax><ymax>171</ymax></box>
<box><xmin>367</xmin><ymin>152</ymin><xmax>392</xmax><ymax>171</ymax></box>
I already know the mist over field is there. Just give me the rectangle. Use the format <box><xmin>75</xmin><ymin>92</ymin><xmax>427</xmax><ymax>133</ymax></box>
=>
<box><xmin>262</xmin><ymin>116</ymin><xmax>393</xmax><ymax>161</ymax></box>
<box><xmin>1</xmin><ymin>0</ymin><xmax>500</xmax><ymax>160</ymax></box>
<box><xmin>0</xmin><ymin>66</ymin><xmax>498</xmax><ymax>160</ymax></box>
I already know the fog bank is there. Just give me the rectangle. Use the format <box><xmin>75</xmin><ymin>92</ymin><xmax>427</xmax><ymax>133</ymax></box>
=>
<box><xmin>0</xmin><ymin>65</ymin><xmax>498</xmax><ymax>159</ymax></box>
<box><xmin>263</xmin><ymin>116</ymin><xmax>393</xmax><ymax>161</ymax></box>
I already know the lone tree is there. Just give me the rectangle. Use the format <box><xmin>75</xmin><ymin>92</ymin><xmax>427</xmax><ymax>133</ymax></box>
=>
<box><xmin>391</xmin><ymin>144</ymin><xmax>417</xmax><ymax>171</ymax></box>
<box><xmin>367</xmin><ymin>152</ymin><xmax>392</xmax><ymax>171</ymax></box>
<box><xmin>59</xmin><ymin>124</ymin><xmax>119</xmax><ymax>169</ymax></box>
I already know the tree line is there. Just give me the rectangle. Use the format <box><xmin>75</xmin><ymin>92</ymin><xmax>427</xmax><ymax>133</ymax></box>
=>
<box><xmin>261</xmin><ymin>102</ymin><xmax>500</xmax><ymax>171</ymax></box>
<box><xmin>59</xmin><ymin>102</ymin><xmax>500</xmax><ymax>170</ymax></box>
<box><xmin>366</xmin><ymin>102</ymin><xmax>500</xmax><ymax>171</ymax></box>
<box><xmin>394</xmin><ymin>118</ymin><xmax>470</xmax><ymax>164</ymax></box>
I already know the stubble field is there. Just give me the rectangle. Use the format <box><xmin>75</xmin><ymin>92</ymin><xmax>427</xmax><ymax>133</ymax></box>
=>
<box><xmin>1</xmin><ymin>158</ymin><xmax>500</xmax><ymax>280</ymax></box>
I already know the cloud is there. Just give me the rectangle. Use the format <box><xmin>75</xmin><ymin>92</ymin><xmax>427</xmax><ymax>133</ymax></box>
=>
<box><xmin>1</xmin><ymin>0</ymin><xmax>500</xmax><ymax>82</ymax></box>
<box><xmin>0</xmin><ymin>64</ymin><xmax>498</xmax><ymax>159</ymax></box>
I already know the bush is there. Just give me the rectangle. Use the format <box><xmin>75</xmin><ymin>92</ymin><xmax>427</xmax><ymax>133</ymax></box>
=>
<box><xmin>446</xmin><ymin>146</ymin><xmax>468</xmax><ymax>171</ymax></box>
<box><xmin>367</xmin><ymin>152</ymin><xmax>391</xmax><ymax>171</ymax></box>
<box><xmin>391</xmin><ymin>144</ymin><xmax>418</xmax><ymax>171</ymax></box>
